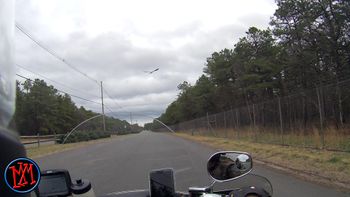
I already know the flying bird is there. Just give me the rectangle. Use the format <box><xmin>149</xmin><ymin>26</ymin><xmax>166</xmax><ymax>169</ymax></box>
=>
<box><xmin>144</xmin><ymin>68</ymin><xmax>159</xmax><ymax>74</ymax></box>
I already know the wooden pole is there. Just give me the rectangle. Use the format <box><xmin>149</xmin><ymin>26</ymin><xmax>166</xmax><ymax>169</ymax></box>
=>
<box><xmin>278</xmin><ymin>97</ymin><xmax>284</xmax><ymax>145</ymax></box>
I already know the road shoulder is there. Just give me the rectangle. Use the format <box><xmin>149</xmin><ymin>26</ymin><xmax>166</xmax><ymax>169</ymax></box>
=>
<box><xmin>172</xmin><ymin>133</ymin><xmax>350</xmax><ymax>192</ymax></box>
<box><xmin>25</xmin><ymin>135</ymin><xmax>126</xmax><ymax>158</ymax></box>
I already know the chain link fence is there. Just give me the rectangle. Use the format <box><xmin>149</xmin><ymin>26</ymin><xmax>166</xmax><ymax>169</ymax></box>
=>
<box><xmin>160</xmin><ymin>80</ymin><xmax>350</xmax><ymax>152</ymax></box>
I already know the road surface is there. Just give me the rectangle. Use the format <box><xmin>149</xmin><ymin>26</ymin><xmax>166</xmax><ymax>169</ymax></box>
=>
<box><xmin>35</xmin><ymin>131</ymin><xmax>348</xmax><ymax>196</ymax></box>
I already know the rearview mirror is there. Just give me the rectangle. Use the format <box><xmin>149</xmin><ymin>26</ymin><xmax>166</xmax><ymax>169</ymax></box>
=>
<box><xmin>207</xmin><ymin>151</ymin><xmax>252</xmax><ymax>182</ymax></box>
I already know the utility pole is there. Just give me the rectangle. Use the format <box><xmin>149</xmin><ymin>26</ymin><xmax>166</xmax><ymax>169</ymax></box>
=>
<box><xmin>129</xmin><ymin>112</ymin><xmax>133</xmax><ymax>132</ymax></box>
<box><xmin>100</xmin><ymin>81</ymin><xmax>106</xmax><ymax>132</ymax></box>
<box><xmin>130</xmin><ymin>112</ymin><xmax>133</xmax><ymax>125</ymax></box>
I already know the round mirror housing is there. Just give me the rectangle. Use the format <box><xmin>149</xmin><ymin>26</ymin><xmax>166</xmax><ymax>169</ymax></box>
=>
<box><xmin>207</xmin><ymin>151</ymin><xmax>252</xmax><ymax>182</ymax></box>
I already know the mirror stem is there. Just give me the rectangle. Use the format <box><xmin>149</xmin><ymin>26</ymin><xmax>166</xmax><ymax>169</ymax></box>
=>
<box><xmin>206</xmin><ymin>180</ymin><xmax>216</xmax><ymax>192</ymax></box>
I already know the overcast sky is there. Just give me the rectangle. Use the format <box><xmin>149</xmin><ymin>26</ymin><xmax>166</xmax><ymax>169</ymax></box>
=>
<box><xmin>15</xmin><ymin>0</ymin><xmax>277</xmax><ymax>125</ymax></box>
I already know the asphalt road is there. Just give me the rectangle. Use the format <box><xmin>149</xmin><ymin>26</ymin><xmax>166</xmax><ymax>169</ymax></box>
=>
<box><xmin>35</xmin><ymin>131</ymin><xmax>349</xmax><ymax>197</ymax></box>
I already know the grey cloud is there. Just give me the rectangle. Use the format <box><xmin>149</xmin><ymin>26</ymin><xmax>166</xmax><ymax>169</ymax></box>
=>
<box><xmin>14</xmin><ymin>1</ymin><xmax>276</xmax><ymax>125</ymax></box>
<box><xmin>237</xmin><ymin>14</ymin><xmax>273</xmax><ymax>30</ymax></box>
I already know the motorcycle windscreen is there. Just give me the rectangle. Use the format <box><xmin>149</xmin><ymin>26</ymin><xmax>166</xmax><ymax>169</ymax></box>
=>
<box><xmin>212</xmin><ymin>174</ymin><xmax>273</xmax><ymax>196</ymax></box>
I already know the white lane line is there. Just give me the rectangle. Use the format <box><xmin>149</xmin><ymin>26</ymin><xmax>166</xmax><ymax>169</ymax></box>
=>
<box><xmin>175</xmin><ymin>167</ymin><xmax>192</xmax><ymax>174</ymax></box>
<box><xmin>106</xmin><ymin>189</ymin><xmax>148</xmax><ymax>195</ymax></box>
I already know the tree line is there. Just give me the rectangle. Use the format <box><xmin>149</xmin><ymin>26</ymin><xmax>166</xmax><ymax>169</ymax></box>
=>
<box><xmin>145</xmin><ymin>0</ymin><xmax>350</xmax><ymax>130</ymax></box>
<box><xmin>10</xmin><ymin>79</ymin><xmax>140</xmax><ymax>135</ymax></box>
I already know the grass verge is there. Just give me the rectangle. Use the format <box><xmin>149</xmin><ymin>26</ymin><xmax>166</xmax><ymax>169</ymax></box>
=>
<box><xmin>190</xmin><ymin>127</ymin><xmax>350</xmax><ymax>152</ymax></box>
<box><xmin>174</xmin><ymin>133</ymin><xmax>350</xmax><ymax>191</ymax></box>
<box><xmin>26</xmin><ymin>135</ymin><xmax>117</xmax><ymax>158</ymax></box>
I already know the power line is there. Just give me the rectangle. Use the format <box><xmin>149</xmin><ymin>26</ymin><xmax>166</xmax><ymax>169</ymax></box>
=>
<box><xmin>15</xmin><ymin>22</ymin><xmax>99</xmax><ymax>85</ymax></box>
<box><xmin>104</xmin><ymin>103</ymin><xmax>133</xmax><ymax>119</ymax></box>
<box><xmin>102</xmin><ymin>88</ymin><xmax>124</xmax><ymax>109</ymax></box>
<box><xmin>15</xmin><ymin>73</ymin><xmax>101</xmax><ymax>105</ymax></box>
<box><xmin>104</xmin><ymin>106</ymin><xmax>134</xmax><ymax>122</ymax></box>
<box><xmin>15</xmin><ymin>74</ymin><xmax>30</xmax><ymax>81</ymax></box>
<box><xmin>105</xmin><ymin>106</ymin><xmax>117</xmax><ymax>115</ymax></box>
<box><xmin>104</xmin><ymin>107</ymin><xmax>134</xmax><ymax>123</ymax></box>
<box><xmin>16</xmin><ymin>64</ymin><xmax>99</xmax><ymax>99</ymax></box>
<box><xmin>102</xmin><ymin>88</ymin><xmax>135</xmax><ymax>123</ymax></box>
<box><xmin>102</xmin><ymin>88</ymin><xmax>159</xmax><ymax>123</ymax></box>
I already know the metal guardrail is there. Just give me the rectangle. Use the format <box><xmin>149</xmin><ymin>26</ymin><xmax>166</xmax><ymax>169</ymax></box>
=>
<box><xmin>21</xmin><ymin>134</ymin><xmax>57</xmax><ymax>139</ymax></box>
<box><xmin>21</xmin><ymin>134</ymin><xmax>63</xmax><ymax>147</ymax></box>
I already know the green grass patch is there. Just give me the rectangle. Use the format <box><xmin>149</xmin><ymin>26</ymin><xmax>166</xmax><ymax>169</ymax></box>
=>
<box><xmin>328</xmin><ymin>156</ymin><xmax>341</xmax><ymax>163</ymax></box>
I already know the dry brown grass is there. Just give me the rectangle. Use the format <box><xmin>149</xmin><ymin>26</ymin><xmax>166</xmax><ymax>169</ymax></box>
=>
<box><xmin>26</xmin><ymin>135</ymin><xmax>118</xmax><ymax>158</ymax></box>
<box><xmin>175</xmin><ymin>133</ymin><xmax>350</xmax><ymax>189</ymax></box>
<box><xmin>186</xmin><ymin>127</ymin><xmax>350</xmax><ymax>151</ymax></box>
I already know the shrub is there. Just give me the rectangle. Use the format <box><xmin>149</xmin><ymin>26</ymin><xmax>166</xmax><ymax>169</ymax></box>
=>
<box><xmin>57</xmin><ymin>130</ymin><xmax>111</xmax><ymax>144</ymax></box>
